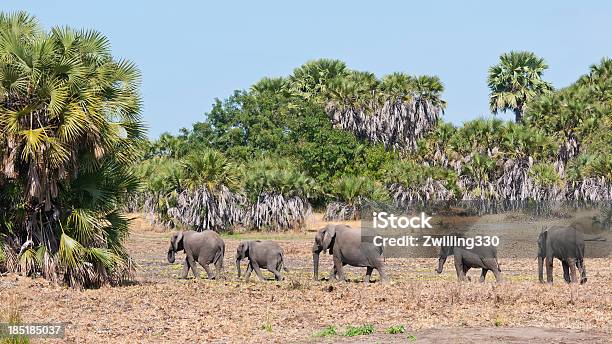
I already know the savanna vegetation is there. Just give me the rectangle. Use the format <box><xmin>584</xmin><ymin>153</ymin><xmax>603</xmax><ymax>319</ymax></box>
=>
<box><xmin>135</xmin><ymin>53</ymin><xmax>611</xmax><ymax>228</ymax></box>
<box><xmin>0</xmin><ymin>11</ymin><xmax>610</xmax><ymax>288</ymax></box>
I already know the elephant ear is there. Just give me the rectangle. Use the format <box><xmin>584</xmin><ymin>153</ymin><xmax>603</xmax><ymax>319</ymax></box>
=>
<box><xmin>539</xmin><ymin>229</ymin><xmax>548</xmax><ymax>242</ymax></box>
<box><xmin>240</xmin><ymin>241</ymin><xmax>250</xmax><ymax>258</ymax></box>
<box><xmin>537</xmin><ymin>229</ymin><xmax>548</xmax><ymax>256</ymax></box>
<box><xmin>173</xmin><ymin>231</ymin><xmax>184</xmax><ymax>251</ymax></box>
<box><xmin>440</xmin><ymin>244</ymin><xmax>452</xmax><ymax>257</ymax></box>
<box><xmin>321</xmin><ymin>225</ymin><xmax>336</xmax><ymax>253</ymax></box>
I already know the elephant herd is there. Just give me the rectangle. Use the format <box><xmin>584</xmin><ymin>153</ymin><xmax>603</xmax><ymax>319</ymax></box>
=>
<box><xmin>166</xmin><ymin>224</ymin><xmax>592</xmax><ymax>284</ymax></box>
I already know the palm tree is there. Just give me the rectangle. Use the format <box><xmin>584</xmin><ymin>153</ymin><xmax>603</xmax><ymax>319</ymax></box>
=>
<box><xmin>577</xmin><ymin>57</ymin><xmax>611</xmax><ymax>101</ymax></box>
<box><xmin>0</xmin><ymin>12</ymin><xmax>144</xmax><ymax>287</ymax></box>
<box><xmin>245</xmin><ymin>159</ymin><xmax>315</xmax><ymax>230</ymax></box>
<box><xmin>251</xmin><ymin>77</ymin><xmax>291</xmax><ymax>97</ymax></box>
<box><xmin>325</xmin><ymin>71</ymin><xmax>445</xmax><ymax>153</ymax></box>
<box><xmin>488</xmin><ymin>51</ymin><xmax>552</xmax><ymax>123</ymax></box>
<box><xmin>413</xmin><ymin>121</ymin><xmax>456</xmax><ymax>167</ymax></box>
<box><xmin>324</xmin><ymin>175</ymin><xmax>388</xmax><ymax>220</ymax></box>
<box><xmin>385</xmin><ymin>160</ymin><xmax>457</xmax><ymax>208</ymax></box>
<box><xmin>170</xmin><ymin>150</ymin><xmax>244</xmax><ymax>232</ymax></box>
<box><xmin>524</xmin><ymin>57</ymin><xmax>611</xmax><ymax>163</ymax></box>
<box><xmin>461</xmin><ymin>153</ymin><xmax>495</xmax><ymax>198</ymax></box>
<box><xmin>135</xmin><ymin>157</ymin><xmax>183</xmax><ymax>227</ymax></box>
<box><xmin>289</xmin><ymin>58</ymin><xmax>348</xmax><ymax>101</ymax></box>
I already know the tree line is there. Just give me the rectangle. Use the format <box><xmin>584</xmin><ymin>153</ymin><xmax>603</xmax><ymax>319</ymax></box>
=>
<box><xmin>136</xmin><ymin>54</ymin><xmax>610</xmax><ymax>229</ymax></box>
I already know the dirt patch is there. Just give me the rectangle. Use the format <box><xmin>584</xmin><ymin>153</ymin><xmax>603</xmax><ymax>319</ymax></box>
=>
<box><xmin>326</xmin><ymin>327</ymin><xmax>611</xmax><ymax>343</ymax></box>
<box><xmin>1</xmin><ymin>214</ymin><xmax>611</xmax><ymax>343</ymax></box>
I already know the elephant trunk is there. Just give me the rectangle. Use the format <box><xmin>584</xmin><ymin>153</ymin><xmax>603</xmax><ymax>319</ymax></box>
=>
<box><xmin>167</xmin><ymin>246</ymin><xmax>176</xmax><ymax>264</ymax></box>
<box><xmin>435</xmin><ymin>256</ymin><xmax>446</xmax><ymax>274</ymax></box>
<box><xmin>313</xmin><ymin>252</ymin><xmax>320</xmax><ymax>281</ymax></box>
<box><xmin>538</xmin><ymin>256</ymin><xmax>544</xmax><ymax>283</ymax></box>
<box><xmin>236</xmin><ymin>258</ymin><xmax>242</xmax><ymax>278</ymax></box>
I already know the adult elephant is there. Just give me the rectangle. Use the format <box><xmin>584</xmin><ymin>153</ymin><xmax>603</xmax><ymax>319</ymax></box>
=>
<box><xmin>167</xmin><ymin>230</ymin><xmax>225</xmax><ymax>279</ymax></box>
<box><xmin>312</xmin><ymin>224</ymin><xmax>387</xmax><ymax>283</ymax></box>
<box><xmin>537</xmin><ymin>226</ymin><xmax>587</xmax><ymax>284</ymax></box>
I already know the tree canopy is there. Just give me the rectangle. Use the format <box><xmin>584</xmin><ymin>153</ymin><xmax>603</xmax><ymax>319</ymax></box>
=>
<box><xmin>488</xmin><ymin>51</ymin><xmax>552</xmax><ymax>123</ymax></box>
<box><xmin>139</xmin><ymin>55</ymin><xmax>611</xmax><ymax>225</ymax></box>
<box><xmin>0</xmin><ymin>12</ymin><xmax>144</xmax><ymax>287</ymax></box>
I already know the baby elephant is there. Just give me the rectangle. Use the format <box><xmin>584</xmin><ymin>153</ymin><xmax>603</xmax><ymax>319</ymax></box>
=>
<box><xmin>435</xmin><ymin>235</ymin><xmax>501</xmax><ymax>282</ymax></box>
<box><xmin>235</xmin><ymin>240</ymin><xmax>288</xmax><ymax>281</ymax></box>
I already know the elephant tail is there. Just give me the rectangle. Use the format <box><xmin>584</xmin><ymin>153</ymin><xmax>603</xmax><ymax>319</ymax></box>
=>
<box><xmin>375</xmin><ymin>244</ymin><xmax>385</xmax><ymax>262</ymax></box>
<box><xmin>496</xmin><ymin>258</ymin><xmax>502</xmax><ymax>272</ymax></box>
<box><xmin>279</xmin><ymin>253</ymin><xmax>289</xmax><ymax>272</ymax></box>
<box><xmin>213</xmin><ymin>246</ymin><xmax>224</xmax><ymax>268</ymax></box>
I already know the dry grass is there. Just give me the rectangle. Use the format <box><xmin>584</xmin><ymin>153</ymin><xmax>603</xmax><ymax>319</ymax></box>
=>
<box><xmin>0</xmin><ymin>214</ymin><xmax>610</xmax><ymax>343</ymax></box>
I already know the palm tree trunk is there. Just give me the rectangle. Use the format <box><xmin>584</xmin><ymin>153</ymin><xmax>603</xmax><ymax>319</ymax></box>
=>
<box><xmin>514</xmin><ymin>108</ymin><xmax>522</xmax><ymax>124</ymax></box>
<box><xmin>514</xmin><ymin>102</ymin><xmax>525</xmax><ymax>123</ymax></box>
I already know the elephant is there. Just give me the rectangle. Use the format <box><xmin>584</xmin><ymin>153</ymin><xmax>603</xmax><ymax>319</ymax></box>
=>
<box><xmin>435</xmin><ymin>236</ymin><xmax>501</xmax><ymax>282</ymax></box>
<box><xmin>235</xmin><ymin>240</ymin><xmax>288</xmax><ymax>281</ymax></box>
<box><xmin>312</xmin><ymin>224</ymin><xmax>388</xmax><ymax>283</ymax></box>
<box><xmin>167</xmin><ymin>230</ymin><xmax>225</xmax><ymax>279</ymax></box>
<box><xmin>537</xmin><ymin>226</ymin><xmax>587</xmax><ymax>284</ymax></box>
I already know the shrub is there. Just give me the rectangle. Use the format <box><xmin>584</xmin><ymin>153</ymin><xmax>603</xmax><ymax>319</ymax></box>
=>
<box><xmin>343</xmin><ymin>324</ymin><xmax>374</xmax><ymax>337</ymax></box>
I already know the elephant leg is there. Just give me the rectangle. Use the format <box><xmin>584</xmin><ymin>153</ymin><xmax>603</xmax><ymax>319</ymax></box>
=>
<box><xmin>364</xmin><ymin>267</ymin><xmax>373</xmax><ymax>284</ymax></box>
<box><xmin>455</xmin><ymin>264</ymin><xmax>462</xmax><ymax>281</ymax></box>
<box><xmin>480</xmin><ymin>269</ymin><xmax>488</xmax><ymax>283</ymax></box>
<box><xmin>328</xmin><ymin>265</ymin><xmax>338</xmax><ymax>280</ymax></box>
<box><xmin>214</xmin><ymin>257</ymin><xmax>224</xmax><ymax>280</ymax></box>
<box><xmin>187</xmin><ymin>256</ymin><xmax>199</xmax><ymax>279</ymax></box>
<box><xmin>455</xmin><ymin>259</ymin><xmax>467</xmax><ymax>282</ymax></box>
<box><xmin>376</xmin><ymin>265</ymin><xmax>388</xmax><ymax>284</ymax></box>
<box><xmin>250</xmin><ymin>261</ymin><xmax>266</xmax><ymax>281</ymax></box>
<box><xmin>545</xmin><ymin>256</ymin><xmax>554</xmax><ymax>283</ymax></box>
<box><xmin>567</xmin><ymin>258</ymin><xmax>578</xmax><ymax>283</ymax></box>
<box><xmin>562</xmin><ymin>260</ymin><xmax>571</xmax><ymax>283</ymax></box>
<box><xmin>329</xmin><ymin>263</ymin><xmax>348</xmax><ymax>280</ymax></box>
<box><xmin>244</xmin><ymin>264</ymin><xmax>253</xmax><ymax>281</ymax></box>
<box><xmin>463</xmin><ymin>265</ymin><xmax>472</xmax><ymax>282</ymax></box>
<box><xmin>333</xmin><ymin>255</ymin><xmax>347</xmax><ymax>282</ymax></box>
<box><xmin>578</xmin><ymin>259</ymin><xmax>587</xmax><ymax>284</ymax></box>
<box><xmin>492</xmin><ymin>267</ymin><xmax>502</xmax><ymax>282</ymax></box>
<box><xmin>180</xmin><ymin>259</ymin><xmax>189</xmax><ymax>279</ymax></box>
<box><xmin>202</xmin><ymin>263</ymin><xmax>215</xmax><ymax>279</ymax></box>
<box><xmin>269</xmin><ymin>267</ymin><xmax>283</xmax><ymax>281</ymax></box>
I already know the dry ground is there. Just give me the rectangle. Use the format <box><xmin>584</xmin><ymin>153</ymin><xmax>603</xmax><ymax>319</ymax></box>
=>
<box><xmin>1</xmin><ymin>214</ymin><xmax>611</xmax><ymax>343</ymax></box>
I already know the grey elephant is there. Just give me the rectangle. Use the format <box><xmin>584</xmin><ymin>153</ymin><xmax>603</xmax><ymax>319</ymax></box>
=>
<box><xmin>167</xmin><ymin>230</ymin><xmax>225</xmax><ymax>279</ymax></box>
<box><xmin>435</xmin><ymin>235</ymin><xmax>501</xmax><ymax>282</ymax></box>
<box><xmin>538</xmin><ymin>226</ymin><xmax>587</xmax><ymax>284</ymax></box>
<box><xmin>312</xmin><ymin>224</ymin><xmax>388</xmax><ymax>283</ymax></box>
<box><xmin>235</xmin><ymin>240</ymin><xmax>288</xmax><ymax>281</ymax></box>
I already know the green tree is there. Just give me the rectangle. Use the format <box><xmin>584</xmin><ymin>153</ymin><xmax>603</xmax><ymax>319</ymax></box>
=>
<box><xmin>524</xmin><ymin>57</ymin><xmax>611</xmax><ymax>162</ymax></box>
<box><xmin>0</xmin><ymin>12</ymin><xmax>144</xmax><ymax>287</ymax></box>
<box><xmin>325</xmin><ymin>71</ymin><xmax>446</xmax><ymax>153</ymax></box>
<box><xmin>289</xmin><ymin>58</ymin><xmax>348</xmax><ymax>101</ymax></box>
<box><xmin>245</xmin><ymin>159</ymin><xmax>316</xmax><ymax>230</ymax></box>
<box><xmin>325</xmin><ymin>175</ymin><xmax>388</xmax><ymax>220</ymax></box>
<box><xmin>171</xmin><ymin>150</ymin><xmax>244</xmax><ymax>231</ymax></box>
<box><xmin>488</xmin><ymin>51</ymin><xmax>552</xmax><ymax>123</ymax></box>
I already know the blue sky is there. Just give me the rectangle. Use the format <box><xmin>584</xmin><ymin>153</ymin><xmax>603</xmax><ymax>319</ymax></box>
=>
<box><xmin>4</xmin><ymin>1</ymin><xmax>611</xmax><ymax>138</ymax></box>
